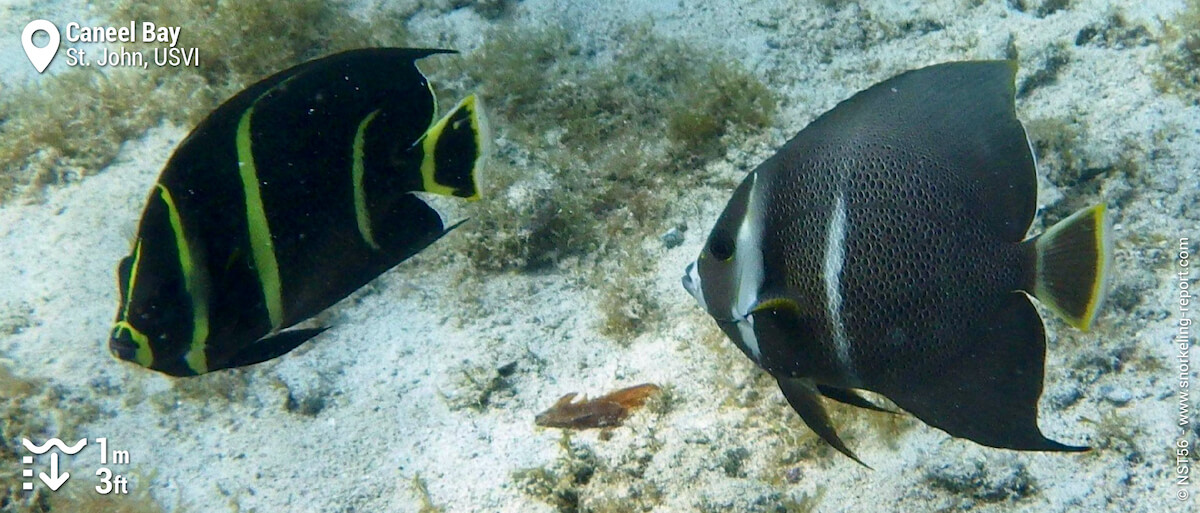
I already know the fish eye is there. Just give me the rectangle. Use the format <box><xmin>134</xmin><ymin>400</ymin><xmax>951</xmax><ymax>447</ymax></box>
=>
<box><xmin>708</xmin><ymin>232</ymin><xmax>735</xmax><ymax>261</ymax></box>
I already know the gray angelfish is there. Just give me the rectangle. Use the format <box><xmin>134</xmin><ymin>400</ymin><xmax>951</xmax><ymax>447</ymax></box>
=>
<box><xmin>682</xmin><ymin>60</ymin><xmax>1112</xmax><ymax>466</ymax></box>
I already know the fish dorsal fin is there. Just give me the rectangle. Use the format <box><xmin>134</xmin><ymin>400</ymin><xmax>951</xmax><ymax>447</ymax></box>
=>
<box><xmin>802</xmin><ymin>60</ymin><xmax>1036</xmax><ymax>242</ymax></box>
<box><xmin>555</xmin><ymin>392</ymin><xmax>581</xmax><ymax>406</ymax></box>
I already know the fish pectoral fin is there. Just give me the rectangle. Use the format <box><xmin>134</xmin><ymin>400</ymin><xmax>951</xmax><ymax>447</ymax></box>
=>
<box><xmin>216</xmin><ymin>327</ymin><xmax>330</xmax><ymax>371</ymax></box>
<box><xmin>777</xmin><ymin>376</ymin><xmax>870</xmax><ymax>468</ymax></box>
<box><xmin>417</xmin><ymin>94</ymin><xmax>487</xmax><ymax>200</ymax></box>
<box><xmin>749</xmin><ymin>297</ymin><xmax>825</xmax><ymax>377</ymax></box>
<box><xmin>816</xmin><ymin>385</ymin><xmax>898</xmax><ymax>414</ymax></box>
<box><xmin>751</xmin><ymin>296</ymin><xmax>801</xmax><ymax>316</ymax></box>
<box><xmin>879</xmin><ymin>294</ymin><xmax>1088</xmax><ymax>452</ymax></box>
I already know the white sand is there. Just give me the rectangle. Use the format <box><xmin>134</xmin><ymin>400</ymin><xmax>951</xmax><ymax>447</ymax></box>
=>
<box><xmin>1</xmin><ymin>0</ymin><xmax>1197</xmax><ymax>511</ymax></box>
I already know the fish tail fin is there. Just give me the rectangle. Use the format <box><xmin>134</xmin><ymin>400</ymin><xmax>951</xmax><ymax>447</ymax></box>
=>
<box><xmin>417</xmin><ymin>94</ymin><xmax>488</xmax><ymax>200</ymax></box>
<box><xmin>1024</xmin><ymin>203</ymin><xmax>1113</xmax><ymax>331</ymax></box>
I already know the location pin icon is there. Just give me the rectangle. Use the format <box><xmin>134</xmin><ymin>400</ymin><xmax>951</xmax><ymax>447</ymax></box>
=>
<box><xmin>22</xmin><ymin>20</ymin><xmax>60</xmax><ymax>73</ymax></box>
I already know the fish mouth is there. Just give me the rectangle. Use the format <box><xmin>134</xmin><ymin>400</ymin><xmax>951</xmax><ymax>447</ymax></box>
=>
<box><xmin>108</xmin><ymin>325</ymin><xmax>138</xmax><ymax>361</ymax></box>
<box><xmin>681</xmin><ymin>261</ymin><xmax>708</xmax><ymax>311</ymax></box>
<box><xmin>682</xmin><ymin>262</ymin><xmax>743</xmax><ymax>323</ymax></box>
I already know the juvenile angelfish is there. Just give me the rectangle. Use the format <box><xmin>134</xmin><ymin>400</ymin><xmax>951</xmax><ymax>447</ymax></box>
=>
<box><xmin>682</xmin><ymin>60</ymin><xmax>1111</xmax><ymax>465</ymax></box>
<box><xmin>110</xmin><ymin>48</ymin><xmax>487</xmax><ymax>376</ymax></box>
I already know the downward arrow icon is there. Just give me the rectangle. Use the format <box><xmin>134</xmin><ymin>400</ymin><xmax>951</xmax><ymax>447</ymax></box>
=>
<box><xmin>39</xmin><ymin>453</ymin><xmax>69</xmax><ymax>491</ymax></box>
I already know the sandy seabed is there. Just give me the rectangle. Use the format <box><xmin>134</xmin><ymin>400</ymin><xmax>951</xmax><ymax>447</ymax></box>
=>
<box><xmin>1</xmin><ymin>0</ymin><xmax>1198</xmax><ymax>512</ymax></box>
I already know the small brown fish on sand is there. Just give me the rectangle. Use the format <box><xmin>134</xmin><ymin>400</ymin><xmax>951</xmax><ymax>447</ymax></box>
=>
<box><xmin>535</xmin><ymin>383</ymin><xmax>661</xmax><ymax>429</ymax></box>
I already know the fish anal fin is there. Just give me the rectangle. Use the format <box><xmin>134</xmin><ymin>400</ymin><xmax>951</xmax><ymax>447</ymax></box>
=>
<box><xmin>777</xmin><ymin>376</ymin><xmax>871</xmax><ymax>468</ymax></box>
<box><xmin>216</xmin><ymin>327</ymin><xmax>329</xmax><ymax>371</ymax></box>
<box><xmin>418</xmin><ymin>95</ymin><xmax>487</xmax><ymax>200</ymax></box>
<box><xmin>817</xmin><ymin>385</ymin><xmax>897</xmax><ymax>414</ymax></box>
<box><xmin>879</xmin><ymin>294</ymin><xmax>1087</xmax><ymax>452</ymax></box>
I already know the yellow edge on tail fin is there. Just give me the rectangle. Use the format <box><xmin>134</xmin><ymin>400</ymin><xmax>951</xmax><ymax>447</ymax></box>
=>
<box><xmin>470</xmin><ymin>95</ymin><xmax>490</xmax><ymax>198</ymax></box>
<box><xmin>419</xmin><ymin>94</ymin><xmax>488</xmax><ymax>200</ymax></box>
<box><xmin>1090</xmin><ymin>203</ymin><xmax>1114</xmax><ymax>330</ymax></box>
<box><xmin>1033</xmin><ymin>203</ymin><xmax>1112</xmax><ymax>331</ymax></box>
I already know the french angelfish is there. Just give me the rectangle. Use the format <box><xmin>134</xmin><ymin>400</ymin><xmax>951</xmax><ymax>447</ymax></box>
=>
<box><xmin>110</xmin><ymin>48</ymin><xmax>486</xmax><ymax>376</ymax></box>
<box><xmin>681</xmin><ymin>61</ymin><xmax>1112</xmax><ymax>465</ymax></box>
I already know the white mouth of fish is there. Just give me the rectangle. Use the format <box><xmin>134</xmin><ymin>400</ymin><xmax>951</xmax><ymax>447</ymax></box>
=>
<box><xmin>681</xmin><ymin>261</ymin><xmax>707</xmax><ymax>312</ymax></box>
<box><xmin>681</xmin><ymin>261</ymin><xmax>753</xmax><ymax>323</ymax></box>
<box><xmin>683</xmin><ymin>256</ymin><xmax>763</xmax><ymax>363</ymax></box>
<box><xmin>684</xmin><ymin>172</ymin><xmax>768</xmax><ymax>362</ymax></box>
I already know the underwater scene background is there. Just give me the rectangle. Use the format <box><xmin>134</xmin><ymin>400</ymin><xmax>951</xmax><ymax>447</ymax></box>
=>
<box><xmin>0</xmin><ymin>0</ymin><xmax>1197</xmax><ymax>511</ymax></box>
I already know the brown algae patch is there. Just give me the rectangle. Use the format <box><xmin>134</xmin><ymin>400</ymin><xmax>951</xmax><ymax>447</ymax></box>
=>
<box><xmin>536</xmin><ymin>383</ymin><xmax>662</xmax><ymax>430</ymax></box>
<box><xmin>1155</xmin><ymin>0</ymin><xmax>1200</xmax><ymax>103</ymax></box>
<box><xmin>439</xmin><ymin>24</ymin><xmax>777</xmax><ymax>273</ymax></box>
